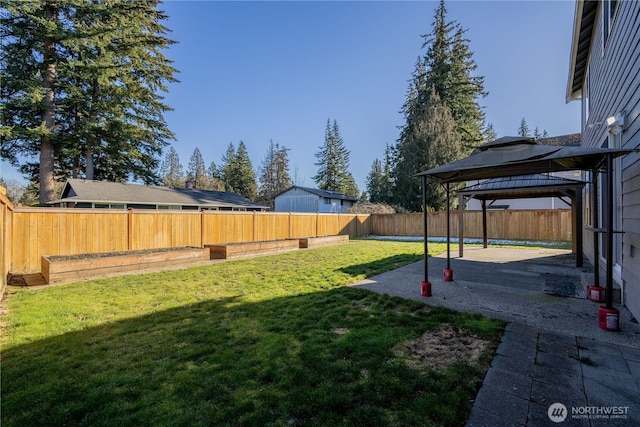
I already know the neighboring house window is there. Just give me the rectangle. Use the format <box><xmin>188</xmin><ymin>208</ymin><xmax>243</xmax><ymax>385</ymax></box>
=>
<box><xmin>602</xmin><ymin>0</ymin><xmax>619</xmax><ymax>50</ymax></box>
<box><xmin>94</xmin><ymin>203</ymin><xmax>125</xmax><ymax>209</ymax></box>
<box><xmin>323</xmin><ymin>197</ymin><xmax>331</xmax><ymax>204</ymax></box>
<box><xmin>340</xmin><ymin>200</ymin><xmax>344</xmax><ymax>206</ymax></box>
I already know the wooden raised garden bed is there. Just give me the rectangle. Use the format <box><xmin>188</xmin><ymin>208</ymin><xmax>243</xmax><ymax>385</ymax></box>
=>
<box><xmin>41</xmin><ymin>247</ymin><xmax>210</xmax><ymax>285</ymax></box>
<box><xmin>206</xmin><ymin>240</ymin><xmax>299</xmax><ymax>260</ymax></box>
<box><xmin>299</xmin><ymin>235</ymin><xmax>349</xmax><ymax>249</ymax></box>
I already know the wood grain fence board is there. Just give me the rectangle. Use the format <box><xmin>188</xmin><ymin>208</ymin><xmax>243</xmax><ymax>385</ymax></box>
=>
<box><xmin>6</xmin><ymin>209</ymin><xmax>568</xmax><ymax>276</ymax></box>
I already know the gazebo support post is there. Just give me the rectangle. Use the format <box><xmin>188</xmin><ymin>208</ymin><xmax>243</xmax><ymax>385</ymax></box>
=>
<box><xmin>598</xmin><ymin>154</ymin><xmax>619</xmax><ymax>331</ymax></box>
<box><xmin>444</xmin><ymin>183</ymin><xmax>453</xmax><ymax>281</ymax></box>
<box><xmin>592</xmin><ymin>169</ymin><xmax>600</xmax><ymax>288</ymax></box>
<box><xmin>605</xmin><ymin>154</ymin><xmax>614</xmax><ymax>310</ymax></box>
<box><xmin>458</xmin><ymin>193</ymin><xmax>464</xmax><ymax>258</ymax></box>
<box><xmin>482</xmin><ymin>199</ymin><xmax>488</xmax><ymax>248</ymax></box>
<box><xmin>421</xmin><ymin>175</ymin><xmax>431</xmax><ymax>297</ymax></box>
<box><xmin>575</xmin><ymin>188</ymin><xmax>584</xmax><ymax>268</ymax></box>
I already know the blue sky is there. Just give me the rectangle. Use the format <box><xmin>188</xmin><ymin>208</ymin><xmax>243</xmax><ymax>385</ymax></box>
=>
<box><xmin>1</xmin><ymin>0</ymin><xmax>581</xmax><ymax>193</ymax></box>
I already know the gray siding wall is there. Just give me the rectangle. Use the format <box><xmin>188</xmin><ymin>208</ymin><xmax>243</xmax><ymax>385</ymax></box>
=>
<box><xmin>275</xmin><ymin>188</ymin><xmax>319</xmax><ymax>212</ymax></box>
<box><xmin>580</xmin><ymin>1</ymin><xmax>640</xmax><ymax>319</ymax></box>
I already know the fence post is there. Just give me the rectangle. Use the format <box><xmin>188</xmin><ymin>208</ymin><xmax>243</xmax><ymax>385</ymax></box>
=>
<box><xmin>200</xmin><ymin>210</ymin><xmax>204</xmax><ymax>247</ymax></box>
<box><xmin>253</xmin><ymin>211</ymin><xmax>256</xmax><ymax>242</ymax></box>
<box><xmin>127</xmin><ymin>208</ymin><xmax>133</xmax><ymax>250</ymax></box>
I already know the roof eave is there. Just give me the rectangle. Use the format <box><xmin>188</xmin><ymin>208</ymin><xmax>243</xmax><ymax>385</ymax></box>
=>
<box><xmin>566</xmin><ymin>0</ymin><xmax>599</xmax><ymax>103</ymax></box>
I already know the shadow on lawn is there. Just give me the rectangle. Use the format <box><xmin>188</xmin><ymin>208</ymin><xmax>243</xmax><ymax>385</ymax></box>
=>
<box><xmin>2</xmin><ymin>287</ymin><xmax>502</xmax><ymax>427</ymax></box>
<box><xmin>338</xmin><ymin>254</ymin><xmax>424</xmax><ymax>277</ymax></box>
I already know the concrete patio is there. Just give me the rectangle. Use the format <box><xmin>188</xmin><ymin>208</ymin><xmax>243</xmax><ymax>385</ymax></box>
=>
<box><xmin>352</xmin><ymin>246</ymin><xmax>640</xmax><ymax>426</ymax></box>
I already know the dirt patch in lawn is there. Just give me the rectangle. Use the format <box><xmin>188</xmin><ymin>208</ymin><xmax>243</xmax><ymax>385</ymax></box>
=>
<box><xmin>393</xmin><ymin>324</ymin><xmax>491</xmax><ymax>371</ymax></box>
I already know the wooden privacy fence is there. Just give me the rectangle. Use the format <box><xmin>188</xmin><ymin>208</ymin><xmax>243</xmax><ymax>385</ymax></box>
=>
<box><xmin>6</xmin><ymin>208</ymin><xmax>571</xmax><ymax>277</ymax></box>
<box><xmin>10</xmin><ymin>209</ymin><xmax>370</xmax><ymax>274</ymax></box>
<box><xmin>369</xmin><ymin>210</ymin><xmax>572</xmax><ymax>242</ymax></box>
<box><xmin>0</xmin><ymin>189</ymin><xmax>13</xmax><ymax>299</ymax></box>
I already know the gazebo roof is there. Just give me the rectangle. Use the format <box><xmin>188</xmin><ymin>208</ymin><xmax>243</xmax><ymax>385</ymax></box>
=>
<box><xmin>458</xmin><ymin>173</ymin><xmax>586</xmax><ymax>201</ymax></box>
<box><xmin>417</xmin><ymin>137</ymin><xmax>636</xmax><ymax>183</ymax></box>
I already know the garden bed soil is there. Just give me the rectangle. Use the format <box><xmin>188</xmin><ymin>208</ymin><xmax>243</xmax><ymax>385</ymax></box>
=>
<box><xmin>41</xmin><ymin>247</ymin><xmax>210</xmax><ymax>285</ymax></box>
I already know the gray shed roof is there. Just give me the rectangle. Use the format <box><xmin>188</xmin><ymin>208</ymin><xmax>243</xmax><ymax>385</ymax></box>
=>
<box><xmin>52</xmin><ymin>179</ymin><xmax>267</xmax><ymax>210</ymax></box>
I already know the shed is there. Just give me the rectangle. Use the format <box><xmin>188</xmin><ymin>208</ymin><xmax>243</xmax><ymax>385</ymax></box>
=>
<box><xmin>274</xmin><ymin>186</ymin><xmax>357</xmax><ymax>213</ymax></box>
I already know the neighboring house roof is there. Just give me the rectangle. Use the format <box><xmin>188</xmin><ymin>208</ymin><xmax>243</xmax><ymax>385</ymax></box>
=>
<box><xmin>536</xmin><ymin>133</ymin><xmax>581</xmax><ymax>147</ymax></box>
<box><xmin>277</xmin><ymin>186</ymin><xmax>358</xmax><ymax>202</ymax></box>
<box><xmin>566</xmin><ymin>0</ymin><xmax>599</xmax><ymax>101</ymax></box>
<box><xmin>52</xmin><ymin>179</ymin><xmax>267</xmax><ymax>210</ymax></box>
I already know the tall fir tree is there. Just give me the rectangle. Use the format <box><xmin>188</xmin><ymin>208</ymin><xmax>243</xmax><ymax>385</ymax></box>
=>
<box><xmin>394</xmin><ymin>90</ymin><xmax>461</xmax><ymax>211</ymax></box>
<box><xmin>208</xmin><ymin>161</ymin><xmax>224</xmax><ymax>191</ymax></box>
<box><xmin>391</xmin><ymin>0</ymin><xmax>485</xmax><ymax>211</ymax></box>
<box><xmin>533</xmin><ymin>126</ymin><xmax>549</xmax><ymax>139</ymax></box>
<box><xmin>313</xmin><ymin>119</ymin><xmax>358</xmax><ymax>196</ymax></box>
<box><xmin>221</xmin><ymin>142</ymin><xmax>257</xmax><ymax>200</ymax></box>
<box><xmin>0</xmin><ymin>0</ymin><xmax>178</xmax><ymax>203</ymax></box>
<box><xmin>187</xmin><ymin>148</ymin><xmax>208</xmax><ymax>189</ymax></box>
<box><xmin>421</xmin><ymin>0</ymin><xmax>486</xmax><ymax>153</ymax></box>
<box><xmin>257</xmin><ymin>140</ymin><xmax>292</xmax><ymax>209</ymax></box>
<box><xmin>366</xmin><ymin>159</ymin><xmax>385</xmax><ymax>203</ymax></box>
<box><xmin>518</xmin><ymin>118</ymin><xmax>531</xmax><ymax>137</ymax></box>
<box><xmin>220</xmin><ymin>143</ymin><xmax>238</xmax><ymax>193</ymax></box>
<box><xmin>160</xmin><ymin>146</ymin><xmax>184</xmax><ymax>188</ymax></box>
<box><xmin>483</xmin><ymin>123</ymin><xmax>498</xmax><ymax>142</ymax></box>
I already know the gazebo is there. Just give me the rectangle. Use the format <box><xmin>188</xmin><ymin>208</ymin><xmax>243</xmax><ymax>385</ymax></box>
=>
<box><xmin>416</xmin><ymin>136</ymin><xmax>637</xmax><ymax>328</ymax></box>
<box><xmin>457</xmin><ymin>173</ymin><xmax>586</xmax><ymax>266</ymax></box>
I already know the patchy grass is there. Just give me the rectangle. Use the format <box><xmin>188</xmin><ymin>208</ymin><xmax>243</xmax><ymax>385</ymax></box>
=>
<box><xmin>1</xmin><ymin>241</ymin><xmax>504</xmax><ymax>427</ymax></box>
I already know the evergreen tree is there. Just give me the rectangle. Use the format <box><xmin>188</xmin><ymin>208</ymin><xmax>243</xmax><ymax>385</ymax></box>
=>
<box><xmin>257</xmin><ymin>140</ymin><xmax>292</xmax><ymax>209</ymax></box>
<box><xmin>518</xmin><ymin>118</ymin><xmax>530</xmax><ymax>137</ymax></box>
<box><xmin>0</xmin><ymin>0</ymin><xmax>178</xmax><ymax>203</ymax></box>
<box><xmin>187</xmin><ymin>148</ymin><xmax>207</xmax><ymax>189</ymax></box>
<box><xmin>160</xmin><ymin>146</ymin><xmax>184</xmax><ymax>188</ymax></box>
<box><xmin>420</xmin><ymin>0</ymin><xmax>486</xmax><ymax>153</ymax></box>
<box><xmin>221</xmin><ymin>142</ymin><xmax>257</xmax><ymax>200</ymax></box>
<box><xmin>207</xmin><ymin>161</ymin><xmax>224</xmax><ymax>191</ymax></box>
<box><xmin>394</xmin><ymin>90</ymin><xmax>461</xmax><ymax>211</ymax></box>
<box><xmin>381</xmin><ymin>144</ymin><xmax>395</xmax><ymax>203</ymax></box>
<box><xmin>392</xmin><ymin>0</ymin><xmax>485</xmax><ymax>211</ymax></box>
<box><xmin>220</xmin><ymin>143</ymin><xmax>237</xmax><ymax>192</ymax></box>
<box><xmin>533</xmin><ymin>126</ymin><xmax>549</xmax><ymax>139</ymax></box>
<box><xmin>483</xmin><ymin>123</ymin><xmax>498</xmax><ymax>142</ymax></box>
<box><xmin>366</xmin><ymin>159</ymin><xmax>385</xmax><ymax>203</ymax></box>
<box><xmin>313</xmin><ymin>119</ymin><xmax>359</xmax><ymax>196</ymax></box>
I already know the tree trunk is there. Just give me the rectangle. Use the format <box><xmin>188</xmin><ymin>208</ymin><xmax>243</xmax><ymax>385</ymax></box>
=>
<box><xmin>39</xmin><ymin>2</ymin><xmax>57</xmax><ymax>204</ymax></box>
<box><xmin>85</xmin><ymin>142</ymin><xmax>94</xmax><ymax>180</ymax></box>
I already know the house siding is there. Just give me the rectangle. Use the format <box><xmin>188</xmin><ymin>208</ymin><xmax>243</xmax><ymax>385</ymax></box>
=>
<box><xmin>275</xmin><ymin>188</ymin><xmax>319</xmax><ymax>212</ymax></box>
<box><xmin>274</xmin><ymin>187</ymin><xmax>355</xmax><ymax>213</ymax></box>
<box><xmin>578</xmin><ymin>0</ymin><xmax>640</xmax><ymax>319</ymax></box>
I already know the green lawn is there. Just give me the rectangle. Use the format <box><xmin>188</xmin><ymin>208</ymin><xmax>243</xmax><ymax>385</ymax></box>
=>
<box><xmin>1</xmin><ymin>240</ymin><xmax>504</xmax><ymax>427</ymax></box>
